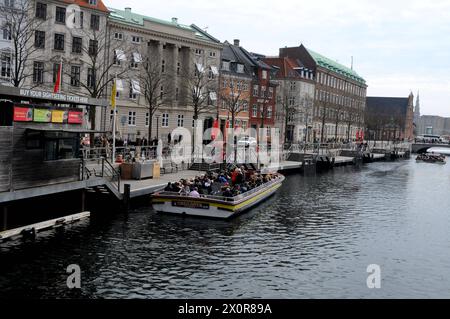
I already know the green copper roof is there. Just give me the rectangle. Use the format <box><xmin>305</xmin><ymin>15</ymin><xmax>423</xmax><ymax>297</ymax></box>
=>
<box><xmin>108</xmin><ymin>8</ymin><xmax>219</xmax><ymax>43</ymax></box>
<box><xmin>307</xmin><ymin>49</ymin><xmax>366</xmax><ymax>84</ymax></box>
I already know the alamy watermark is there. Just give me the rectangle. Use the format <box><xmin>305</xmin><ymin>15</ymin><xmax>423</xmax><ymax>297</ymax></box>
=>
<box><xmin>67</xmin><ymin>264</ymin><xmax>81</xmax><ymax>289</ymax></box>
<box><xmin>366</xmin><ymin>264</ymin><xmax>381</xmax><ymax>289</ymax></box>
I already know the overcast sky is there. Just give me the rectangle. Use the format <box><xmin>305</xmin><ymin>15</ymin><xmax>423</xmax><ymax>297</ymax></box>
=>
<box><xmin>105</xmin><ymin>0</ymin><xmax>450</xmax><ymax>117</ymax></box>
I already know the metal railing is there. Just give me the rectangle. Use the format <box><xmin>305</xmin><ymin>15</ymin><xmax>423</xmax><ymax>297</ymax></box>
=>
<box><xmin>157</xmin><ymin>174</ymin><xmax>284</xmax><ymax>203</ymax></box>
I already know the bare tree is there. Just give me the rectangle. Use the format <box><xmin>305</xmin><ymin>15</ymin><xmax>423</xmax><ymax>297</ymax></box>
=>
<box><xmin>219</xmin><ymin>77</ymin><xmax>247</xmax><ymax>130</ymax></box>
<box><xmin>333</xmin><ymin>103</ymin><xmax>345</xmax><ymax>142</ymax></box>
<box><xmin>63</xmin><ymin>28</ymin><xmax>131</xmax><ymax>133</ymax></box>
<box><xmin>181</xmin><ymin>60</ymin><xmax>218</xmax><ymax>157</ymax></box>
<box><xmin>138</xmin><ymin>57</ymin><xmax>173</xmax><ymax>141</ymax></box>
<box><xmin>317</xmin><ymin>98</ymin><xmax>330</xmax><ymax>143</ymax></box>
<box><xmin>181</xmin><ymin>61</ymin><xmax>218</xmax><ymax>121</ymax></box>
<box><xmin>219</xmin><ymin>76</ymin><xmax>249</xmax><ymax>162</ymax></box>
<box><xmin>0</xmin><ymin>0</ymin><xmax>48</xmax><ymax>88</ymax></box>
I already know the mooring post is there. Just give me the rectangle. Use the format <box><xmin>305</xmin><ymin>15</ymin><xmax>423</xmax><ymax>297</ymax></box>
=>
<box><xmin>123</xmin><ymin>184</ymin><xmax>131</xmax><ymax>213</ymax></box>
<box><xmin>2</xmin><ymin>206</ymin><xmax>7</xmax><ymax>231</ymax></box>
<box><xmin>81</xmin><ymin>189</ymin><xmax>86</xmax><ymax>212</ymax></box>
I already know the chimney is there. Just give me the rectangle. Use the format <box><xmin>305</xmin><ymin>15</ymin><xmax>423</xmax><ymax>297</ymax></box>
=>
<box><xmin>172</xmin><ymin>17</ymin><xmax>178</xmax><ymax>24</ymax></box>
<box><xmin>125</xmin><ymin>7</ymin><xmax>131</xmax><ymax>12</ymax></box>
<box><xmin>234</xmin><ymin>39</ymin><xmax>240</xmax><ymax>47</ymax></box>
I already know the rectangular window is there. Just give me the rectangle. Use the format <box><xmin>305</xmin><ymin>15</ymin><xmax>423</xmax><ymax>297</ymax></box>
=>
<box><xmin>177</xmin><ymin>114</ymin><xmax>184</xmax><ymax>127</ymax></box>
<box><xmin>80</xmin><ymin>12</ymin><xmax>84</xmax><ymax>28</ymax></box>
<box><xmin>72</xmin><ymin>37</ymin><xmax>82</xmax><ymax>53</ymax></box>
<box><xmin>87</xmin><ymin>68</ymin><xmax>95</xmax><ymax>88</ymax></box>
<box><xmin>70</xmin><ymin>66</ymin><xmax>81</xmax><ymax>87</ymax></box>
<box><xmin>89</xmin><ymin>39</ymin><xmax>98</xmax><ymax>56</ymax></box>
<box><xmin>43</xmin><ymin>133</ymin><xmax>79</xmax><ymax>161</ymax></box>
<box><xmin>162</xmin><ymin>113</ymin><xmax>169</xmax><ymax>127</ymax></box>
<box><xmin>253</xmin><ymin>85</ymin><xmax>258</xmax><ymax>97</ymax></box>
<box><xmin>90</xmin><ymin>14</ymin><xmax>100</xmax><ymax>31</ymax></box>
<box><xmin>114</xmin><ymin>32</ymin><xmax>123</xmax><ymax>40</ymax></box>
<box><xmin>128</xmin><ymin>111</ymin><xmax>136</xmax><ymax>126</ymax></box>
<box><xmin>1</xmin><ymin>54</ymin><xmax>11</xmax><ymax>78</ymax></box>
<box><xmin>132</xmin><ymin>36</ymin><xmax>141</xmax><ymax>43</ymax></box>
<box><xmin>55</xmin><ymin>7</ymin><xmax>66</xmax><ymax>24</ymax></box>
<box><xmin>252</xmin><ymin>105</ymin><xmax>257</xmax><ymax>117</ymax></box>
<box><xmin>2</xmin><ymin>27</ymin><xmax>11</xmax><ymax>41</ymax></box>
<box><xmin>36</xmin><ymin>2</ymin><xmax>47</xmax><ymax>20</ymax></box>
<box><xmin>237</xmin><ymin>64</ymin><xmax>244</xmax><ymax>73</ymax></box>
<box><xmin>145</xmin><ymin>113</ymin><xmax>149</xmax><ymax>127</ymax></box>
<box><xmin>54</xmin><ymin>33</ymin><xmax>65</xmax><ymax>51</ymax></box>
<box><xmin>33</xmin><ymin>62</ymin><xmax>44</xmax><ymax>83</ymax></box>
<box><xmin>262</xmin><ymin>70</ymin><xmax>268</xmax><ymax>79</ymax></box>
<box><xmin>35</xmin><ymin>30</ymin><xmax>45</xmax><ymax>48</ymax></box>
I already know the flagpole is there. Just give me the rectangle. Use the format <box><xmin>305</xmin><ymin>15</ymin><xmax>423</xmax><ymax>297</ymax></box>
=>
<box><xmin>112</xmin><ymin>76</ymin><xmax>117</xmax><ymax>162</ymax></box>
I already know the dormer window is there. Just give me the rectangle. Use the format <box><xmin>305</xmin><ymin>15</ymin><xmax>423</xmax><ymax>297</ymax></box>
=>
<box><xmin>89</xmin><ymin>0</ymin><xmax>97</xmax><ymax>5</ymax></box>
<box><xmin>222</xmin><ymin>61</ymin><xmax>230</xmax><ymax>71</ymax></box>
<box><xmin>236</xmin><ymin>64</ymin><xmax>244</xmax><ymax>73</ymax></box>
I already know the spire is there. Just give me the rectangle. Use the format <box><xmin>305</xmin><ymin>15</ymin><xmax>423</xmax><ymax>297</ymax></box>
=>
<box><xmin>414</xmin><ymin>90</ymin><xmax>421</xmax><ymax>124</ymax></box>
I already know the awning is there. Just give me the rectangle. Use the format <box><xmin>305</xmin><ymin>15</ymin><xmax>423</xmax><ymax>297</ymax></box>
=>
<box><xmin>115</xmin><ymin>49</ymin><xmax>127</xmax><ymax>61</ymax></box>
<box><xmin>25</xmin><ymin>127</ymin><xmax>105</xmax><ymax>134</ymax></box>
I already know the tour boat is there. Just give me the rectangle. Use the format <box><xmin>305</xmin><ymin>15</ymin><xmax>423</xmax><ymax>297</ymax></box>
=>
<box><xmin>416</xmin><ymin>153</ymin><xmax>446</xmax><ymax>164</ymax></box>
<box><xmin>151</xmin><ymin>174</ymin><xmax>285</xmax><ymax>219</ymax></box>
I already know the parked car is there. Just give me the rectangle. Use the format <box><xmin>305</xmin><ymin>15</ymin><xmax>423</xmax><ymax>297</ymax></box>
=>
<box><xmin>237</xmin><ymin>136</ymin><xmax>257</xmax><ymax>147</ymax></box>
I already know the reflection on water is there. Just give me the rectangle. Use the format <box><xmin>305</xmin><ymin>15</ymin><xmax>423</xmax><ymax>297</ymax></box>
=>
<box><xmin>1</xmin><ymin>159</ymin><xmax>450</xmax><ymax>299</ymax></box>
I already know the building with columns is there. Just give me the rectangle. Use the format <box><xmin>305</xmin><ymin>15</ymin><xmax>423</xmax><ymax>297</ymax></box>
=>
<box><xmin>280</xmin><ymin>44</ymin><xmax>367</xmax><ymax>142</ymax></box>
<box><xmin>107</xmin><ymin>7</ymin><xmax>222</xmax><ymax>144</ymax></box>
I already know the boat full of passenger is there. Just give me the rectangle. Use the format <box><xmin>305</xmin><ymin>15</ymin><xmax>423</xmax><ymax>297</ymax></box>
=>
<box><xmin>151</xmin><ymin>167</ymin><xmax>285</xmax><ymax>219</ymax></box>
<box><xmin>416</xmin><ymin>153</ymin><xmax>446</xmax><ymax>164</ymax></box>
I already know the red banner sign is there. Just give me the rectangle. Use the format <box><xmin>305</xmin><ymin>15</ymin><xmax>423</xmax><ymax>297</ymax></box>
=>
<box><xmin>13</xmin><ymin>107</ymin><xmax>33</xmax><ymax>122</ymax></box>
<box><xmin>68</xmin><ymin>111</ymin><xmax>83</xmax><ymax>124</ymax></box>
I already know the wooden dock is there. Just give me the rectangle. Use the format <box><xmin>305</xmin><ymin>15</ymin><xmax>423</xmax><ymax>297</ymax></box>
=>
<box><xmin>0</xmin><ymin>212</ymin><xmax>90</xmax><ymax>242</ymax></box>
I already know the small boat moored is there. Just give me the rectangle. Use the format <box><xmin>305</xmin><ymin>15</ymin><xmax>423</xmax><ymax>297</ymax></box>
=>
<box><xmin>152</xmin><ymin>173</ymin><xmax>285</xmax><ymax>219</ymax></box>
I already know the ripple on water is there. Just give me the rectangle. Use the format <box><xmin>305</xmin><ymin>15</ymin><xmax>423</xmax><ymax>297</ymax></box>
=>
<box><xmin>1</xmin><ymin>160</ymin><xmax>450</xmax><ymax>298</ymax></box>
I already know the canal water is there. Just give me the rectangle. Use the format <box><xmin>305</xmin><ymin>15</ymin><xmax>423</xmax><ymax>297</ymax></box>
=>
<box><xmin>1</xmin><ymin>159</ymin><xmax>450</xmax><ymax>299</ymax></box>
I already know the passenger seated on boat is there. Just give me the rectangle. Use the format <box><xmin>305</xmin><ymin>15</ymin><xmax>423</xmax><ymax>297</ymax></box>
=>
<box><xmin>233</xmin><ymin>185</ymin><xmax>242</xmax><ymax>196</ymax></box>
<box><xmin>189</xmin><ymin>188</ymin><xmax>201</xmax><ymax>198</ymax></box>
<box><xmin>223</xmin><ymin>188</ymin><xmax>233</xmax><ymax>198</ymax></box>
<box><xmin>164</xmin><ymin>182</ymin><xmax>173</xmax><ymax>192</ymax></box>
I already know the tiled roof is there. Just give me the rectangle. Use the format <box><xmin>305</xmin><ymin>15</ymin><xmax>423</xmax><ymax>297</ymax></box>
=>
<box><xmin>307</xmin><ymin>48</ymin><xmax>366</xmax><ymax>84</ymax></box>
<box><xmin>264</xmin><ymin>57</ymin><xmax>304</xmax><ymax>79</ymax></box>
<box><xmin>108</xmin><ymin>8</ymin><xmax>220</xmax><ymax>44</ymax></box>
<box><xmin>63</xmin><ymin>0</ymin><xmax>109</xmax><ymax>13</ymax></box>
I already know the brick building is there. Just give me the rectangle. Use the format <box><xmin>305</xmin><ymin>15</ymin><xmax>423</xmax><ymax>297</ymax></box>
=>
<box><xmin>365</xmin><ymin>94</ymin><xmax>415</xmax><ymax>141</ymax></box>
<box><xmin>280</xmin><ymin>44</ymin><xmax>367</xmax><ymax>142</ymax></box>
